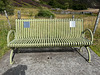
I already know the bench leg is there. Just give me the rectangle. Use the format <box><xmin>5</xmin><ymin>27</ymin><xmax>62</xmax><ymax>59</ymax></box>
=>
<box><xmin>85</xmin><ymin>46</ymin><xmax>91</xmax><ymax>63</ymax></box>
<box><xmin>79</xmin><ymin>46</ymin><xmax>82</xmax><ymax>52</ymax></box>
<box><xmin>10</xmin><ymin>49</ymin><xmax>14</xmax><ymax>65</ymax></box>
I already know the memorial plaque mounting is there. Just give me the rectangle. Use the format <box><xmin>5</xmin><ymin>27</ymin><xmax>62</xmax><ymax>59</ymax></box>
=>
<box><xmin>70</xmin><ymin>21</ymin><xmax>76</xmax><ymax>27</ymax></box>
<box><xmin>24</xmin><ymin>22</ymin><xmax>30</xmax><ymax>28</ymax></box>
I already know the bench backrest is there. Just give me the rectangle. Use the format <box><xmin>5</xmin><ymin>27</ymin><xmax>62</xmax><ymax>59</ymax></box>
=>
<box><xmin>15</xmin><ymin>19</ymin><xmax>83</xmax><ymax>39</ymax></box>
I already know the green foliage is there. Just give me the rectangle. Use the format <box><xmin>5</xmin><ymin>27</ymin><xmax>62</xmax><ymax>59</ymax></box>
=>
<box><xmin>21</xmin><ymin>1</ymin><xmax>33</xmax><ymax>8</ymax></box>
<box><xmin>0</xmin><ymin>0</ymin><xmax>5</xmax><ymax>11</ymax></box>
<box><xmin>36</xmin><ymin>8</ymin><xmax>55</xmax><ymax>18</ymax></box>
<box><xmin>72</xmin><ymin>3</ymin><xmax>87</xmax><ymax>10</ymax></box>
<box><xmin>6</xmin><ymin>5</ymin><xmax>14</xmax><ymax>15</ymax></box>
<box><xmin>48</xmin><ymin>0</ymin><xmax>67</xmax><ymax>9</ymax></box>
<box><xmin>57</xmin><ymin>0</ymin><xmax>73</xmax><ymax>9</ymax></box>
<box><xmin>0</xmin><ymin>20</ymin><xmax>10</xmax><ymax>58</ymax></box>
<box><xmin>40</xmin><ymin>0</ymin><xmax>47</xmax><ymax>4</ymax></box>
<box><xmin>48</xmin><ymin>0</ymin><xmax>88</xmax><ymax>10</ymax></box>
<box><xmin>0</xmin><ymin>0</ymin><xmax>14</xmax><ymax>15</ymax></box>
<box><xmin>90</xmin><ymin>45</ymin><xmax>100</xmax><ymax>57</ymax></box>
<box><xmin>29</xmin><ymin>11</ymin><xmax>33</xmax><ymax>17</ymax></box>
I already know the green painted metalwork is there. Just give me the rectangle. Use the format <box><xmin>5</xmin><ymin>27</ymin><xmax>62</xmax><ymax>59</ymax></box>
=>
<box><xmin>10</xmin><ymin>49</ymin><xmax>14</xmax><ymax>64</ymax></box>
<box><xmin>7</xmin><ymin>19</ymin><xmax>94</xmax><ymax>63</ymax></box>
<box><xmin>7</xmin><ymin>30</ymin><xmax>15</xmax><ymax>44</ymax></box>
<box><xmin>79</xmin><ymin>46</ymin><xmax>82</xmax><ymax>52</ymax></box>
<box><xmin>7</xmin><ymin>19</ymin><xmax>93</xmax><ymax>47</ymax></box>
<box><xmin>86</xmin><ymin>46</ymin><xmax>91</xmax><ymax>62</ymax></box>
<box><xmin>82</xmin><ymin>28</ymin><xmax>93</xmax><ymax>42</ymax></box>
<box><xmin>77</xmin><ymin>46</ymin><xmax>91</xmax><ymax>62</ymax></box>
<box><xmin>86</xmin><ymin>47</ymin><xmax>91</xmax><ymax>62</ymax></box>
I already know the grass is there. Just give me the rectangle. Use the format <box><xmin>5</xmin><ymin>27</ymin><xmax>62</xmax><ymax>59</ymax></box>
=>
<box><xmin>0</xmin><ymin>7</ymin><xmax>100</xmax><ymax>59</ymax></box>
<box><xmin>36</xmin><ymin>8</ymin><xmax>55</xmax><ymax>18</ymax></box>
<box><xmin>0</xmin><ymin>20</ymin><xmax>10</xmax><ymax>58</ymax></box>
<box><xmin>90</xmin><ymin>28</ymin><xmax>100</xmax><ymax>56</ymax></box>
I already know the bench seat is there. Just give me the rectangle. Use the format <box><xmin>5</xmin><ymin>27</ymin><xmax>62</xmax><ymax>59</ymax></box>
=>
<box><xmin>8</xmin><ymin>37</ymin><xmax>92</xmax><ymax>47</ymax></box>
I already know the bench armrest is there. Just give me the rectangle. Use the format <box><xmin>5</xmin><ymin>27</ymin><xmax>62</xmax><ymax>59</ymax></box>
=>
<box><xmin>82</xmin><ymin>28</ymin><xmax>93</xmax><ymax>42</ymax></box>
<box><xmin>7</xmin><ymin>30</ymin><xmax>15</xmax><ymax>44</ymax></box>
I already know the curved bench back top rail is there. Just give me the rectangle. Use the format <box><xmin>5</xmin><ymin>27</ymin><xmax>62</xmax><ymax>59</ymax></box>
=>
<box><xmin>15</xmin><ymin>19</ymin><xmax>83</xmax><ymax>39</ymax></box>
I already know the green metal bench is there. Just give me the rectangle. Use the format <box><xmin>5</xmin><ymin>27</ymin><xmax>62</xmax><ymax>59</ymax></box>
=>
<box><xmin>7</xmin><ymin>19</ymin><xmax>93</xmax><ymax>64</ymax></box>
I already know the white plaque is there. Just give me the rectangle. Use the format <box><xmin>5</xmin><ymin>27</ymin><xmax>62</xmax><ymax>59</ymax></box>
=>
<box><xmin>70</xmin><ymin>21</ymin><xmax>76</xmax><ymax>27</ymax></box>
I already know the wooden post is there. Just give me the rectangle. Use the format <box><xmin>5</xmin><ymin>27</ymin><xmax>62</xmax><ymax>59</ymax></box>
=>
<box><xmin>93</xmin><ymin>9</ymin><xmax>100</xmax><ymax>34</ymax></box>
<box><xmin>50</xmin><ymin>15</ymin><xmax>52</xmax><ymax>19</ymax></box>
<box><xmin>72</xmin><ymin>15</ymin><xmax>74</xmax><ymax>19</ymax></box>
<box><xmin>4</xmin><ymin>10</ymin><xmax>11</xmax><ymax>29</ymax></box>
<box><xmin>18</xmin><ymin>11</ymin><xmax>21</xmax><ymax>19</ymax></box>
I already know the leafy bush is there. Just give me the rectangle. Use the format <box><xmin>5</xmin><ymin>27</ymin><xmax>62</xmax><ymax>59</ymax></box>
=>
<box><xmin>36</xmin><ymin>9</ymin><xmax>55</xmax><ymax>18</ymax></box>
<box><xmin>0</xmin><ymin>0</ymin><xmax>14</xmax><ymax>15</ymax></box>
<box><xmin>40</xmin><ymin>0</ymin><xmax>47</xmax><ymax>4</ymax></box>
<box><xmin>0</xmin><ymin>0</ymin><xmax>5</xmax><ymax>11</ymax></box>
<box><xmin>48</xmin><ymin>0</ymin><xmax>67</xmax><ymax>9</ymax></box>
<box><xmin>72</xmin><ymin>3</ymin><xmax>87</xmax><ymax>10</ymax></box>
<box><xmin>48</xmin><ymin>0</ymin><xmax>88</xmax><ymax>10</ymax></box>
<box><xmin>6</xmin><ymin>6</ymin><xmax>14</xmax><ymax>15</ymax></box>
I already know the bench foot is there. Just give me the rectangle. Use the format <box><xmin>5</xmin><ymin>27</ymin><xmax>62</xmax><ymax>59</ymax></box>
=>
<box><xmin>85</xmin><ymin>46</ymin><xmax>91</xmax><ymax>63</ymax></box>
<box><xmin>79</xmin><ymin>46</ymin><xmax>82</xmax><ymax>52</ymax></box>
<box><xmin>77</xmin><ymin>46</ymin><xmax>91</xmax><ymax>62</ymax></box>
<box><xmin>10</xmin><ymin>49</ymin><xmax>14</xmax><ymax>65</ymax></box>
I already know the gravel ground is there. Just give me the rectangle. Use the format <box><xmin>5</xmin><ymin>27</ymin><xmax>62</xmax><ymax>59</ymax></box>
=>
<box><xmin>0</xmin><ymin>47</ymin><xmax>100</xmax><ymax>75</ymax></box>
